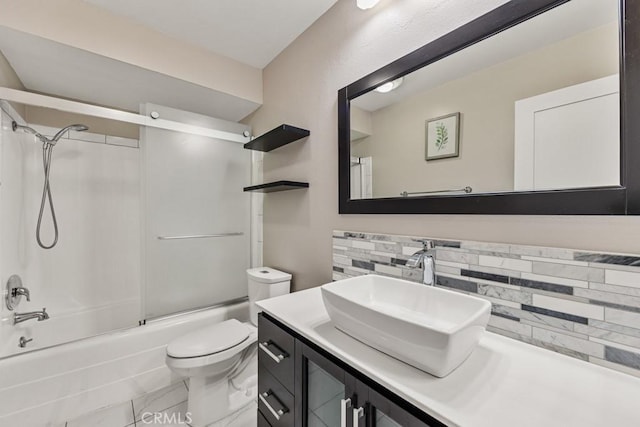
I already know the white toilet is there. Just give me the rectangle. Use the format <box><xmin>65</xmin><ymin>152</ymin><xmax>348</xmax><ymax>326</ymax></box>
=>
<box><xmin>165</xmin><ymin>267</ymin><xmax>291</xmax><ymax>427</ymax></box>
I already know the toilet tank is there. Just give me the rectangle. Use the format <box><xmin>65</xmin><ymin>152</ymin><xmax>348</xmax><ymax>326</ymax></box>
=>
<box><xmin>247</xmin><ymin>267</ymin><xmax>292</xmax><ymax>325</ymax></box>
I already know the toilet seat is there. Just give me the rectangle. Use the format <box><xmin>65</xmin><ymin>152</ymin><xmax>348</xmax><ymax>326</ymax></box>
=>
<box><xmin>166</xmin><ymin>320</ymin><xmax>257</xmax><ymax>370</ymax></box>
<box><xmin>167</xmin><ymin>319</ymin><xmax>250</xmax><ymax>358</ymax></box>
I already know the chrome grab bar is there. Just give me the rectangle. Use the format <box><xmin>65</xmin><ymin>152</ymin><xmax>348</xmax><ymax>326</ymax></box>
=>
<box><xmin>259</xmin><ymin>390</ymin><xmax>288</xmax><ymax>421</ymax></box>
<box><xmin>157</xmin><ymin>232</ymin><xmax>243</xmax><ymax>240</ymax></box>
<box><xmin>340</xmin><ymin>398</ymin><xmax>352</xmax><ymax>427</ymax></box>
<box><xmin>259</xmin><ymin>341</ymin><xmax>287</xmax><ymax>364</ymax></box>
<box><xmin>400</xmin><ymin>186</ymin><xmax>472</xmax><ymax>197</ymax></box>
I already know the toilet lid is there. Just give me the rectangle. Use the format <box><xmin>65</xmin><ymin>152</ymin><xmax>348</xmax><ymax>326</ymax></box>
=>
<box><xmin>167</xmin><ymin>319</ymin><xmax>250</xmax><ymax>358</ymax></box>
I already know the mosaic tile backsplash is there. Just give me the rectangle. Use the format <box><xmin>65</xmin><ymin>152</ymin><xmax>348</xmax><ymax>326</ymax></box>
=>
<box><xmin>332</xmin><ymin>230</ymin><xmax>640</xmax><ymax>378</ymax></box>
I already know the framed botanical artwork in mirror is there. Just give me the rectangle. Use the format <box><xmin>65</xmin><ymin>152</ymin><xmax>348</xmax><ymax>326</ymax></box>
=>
<box><xmin>425</xmin><ymin>112</ymin><xmax>460</xmax><ymax>161</ymax></box>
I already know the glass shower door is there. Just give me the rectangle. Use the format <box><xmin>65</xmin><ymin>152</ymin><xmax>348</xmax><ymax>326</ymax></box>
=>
<box><xmin>141</xmin><ymin>108</ymin><xmax>251</xmax><ymax>320</ymax></box>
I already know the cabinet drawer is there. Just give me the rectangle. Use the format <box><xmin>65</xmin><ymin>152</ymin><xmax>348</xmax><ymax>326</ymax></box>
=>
<box><xmin>258</xmin><ymin>363</ymin><xmax>295</xmax><ymax>427</ymax></box>
<box><xmin>258</xmin><ymin>314</ymin><xmax>295</xmax><ymax>392</ymax></box>
<box><xmin>258</xmin><ymin>409</ymin><xmax>272</xmax><ymax>427</ymax></box>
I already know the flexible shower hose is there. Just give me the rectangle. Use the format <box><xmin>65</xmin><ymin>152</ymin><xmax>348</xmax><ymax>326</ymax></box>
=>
<box><xmin>36</xmin><ymin>142</ymin><xmax>58</xmax><ymax>249</ymax></box>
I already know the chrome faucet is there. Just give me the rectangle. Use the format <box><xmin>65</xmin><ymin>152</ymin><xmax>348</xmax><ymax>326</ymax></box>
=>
<box><xmin>406</xmin><ymin>240</ymin><xmax>437</xmax><ymax>286</ymax></box>
<box><xmin>14</xmin><ymin>308</ymin><xmax>49</xmax><ymax>325</ymax></box>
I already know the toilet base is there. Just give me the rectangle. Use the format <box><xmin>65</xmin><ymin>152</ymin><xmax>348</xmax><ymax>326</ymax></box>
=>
<box><xmin>187</xmin><ymin>376</ymin><xmax>228</xmax><ymax>427</ymax></box>
<box><xmin>186</xmin><ymin>374</ymin><xmax>257</xmax><ymax>427</ymax></box>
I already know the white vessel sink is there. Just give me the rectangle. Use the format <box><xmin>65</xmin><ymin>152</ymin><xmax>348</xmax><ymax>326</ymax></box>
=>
<box><xmin>321</xmin><ymin>274</ymin><xmax>491</xmax><ymax>377</ymax></box>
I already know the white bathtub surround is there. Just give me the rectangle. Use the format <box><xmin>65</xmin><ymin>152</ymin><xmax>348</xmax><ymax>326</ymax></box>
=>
<box><xmin>257</xmin><ymin>288</ymin><xmax>640</xmax><ymax>427</ymax></box>
<box><xmin>333</xmin><ymin>230</ymin><xmax>640</xmax><ymax>378</ymax></box>
<box><xmin>0</xmin><ymin>110</ymin><xmax>141</xmax><ymax>358</ymax></box>
<box><xmin>0</xmin><ymin>302</ymin><xmax>249</xmax><ymax>427</ymax></box>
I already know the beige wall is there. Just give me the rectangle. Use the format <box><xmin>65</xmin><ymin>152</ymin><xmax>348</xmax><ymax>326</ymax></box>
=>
<box><xmin>349</xmin><ymin>105</ymin><xmax>372</xmax><ymax>146</ymax></box>
<box><xmin>0</xmin><ymin>0</ymin><xmax>262</xmax><ymax>105</ymax></box>
<box><xmin>364</xmin><ymin>23</ymin><xmax>618</xmax><ymax>197</ymax></box>
<box><xmin>0</xmin><ymin>48</ymin><xmax>25</xmax><ymax>117</ymax></box>
<box><xmin>248</xmin><ymin>0</ymin><xmax>640</xmax><ymax>292</ymax></box>
<box><xmin>0</xmin><ymin>49</ymin><xmax>22</xmax><ymax>90</ymax></box>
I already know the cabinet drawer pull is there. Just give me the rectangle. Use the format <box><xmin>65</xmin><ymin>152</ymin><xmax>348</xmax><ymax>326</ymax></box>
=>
<box><xmin>340</xmin><ymin>398</ymin><xmax>352</xmax><ymax>427</ymax></box>
<box><xmin>259</xmin><ymin>341</ymin><xmax>287</xmax><ymax>363</ymax></box>
<box><xmin>259</xmin><ymin>390</ymin><xmax>288</xmax><ymax>421</ymax></box>
<box><xmin>353</xmin><ymin>406</ymin><xmax>364</xmax><ymax>427</ymax></box>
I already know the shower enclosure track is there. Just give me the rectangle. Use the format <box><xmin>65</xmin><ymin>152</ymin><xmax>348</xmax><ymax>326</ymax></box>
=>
<box><xmin>0</xmin><ymin>87</ymin><xmax>250</xmax><ymax>144</ymax></box>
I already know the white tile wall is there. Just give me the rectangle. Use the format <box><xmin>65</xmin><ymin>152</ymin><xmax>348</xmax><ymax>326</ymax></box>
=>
<box><xmin>106</xmin><ymin>135</ymin><xmax>139</xmax><ymax>148</ymax></box>
<box><xmin>605</xmin><ymin>308</ymin><xmax>640</xmax><ymax>328</ymax></box>
<box><xmin>605</xmin><ymin>269</ymin><xmax>640</xmax><ymax>288</ymax></box>
<box><xmin>479</xmin><ymin>255</ymin><xmax>532</xmax><ymax>272</ymax></box>
<box><xmin>333</xmin><ymin>230</ymin><xmax>640</xmax><ymax>378</ymax></box>
<box><xmin>68</xmin><ymin>129</ymin><xmax>107</xmax><ymax>143</ymax></box>
<box><xmin>521</xmin><ymin>272</ymin><xmax>588</xmax><ymax>288</ymax></box>
<box><xmin>531</xmin><ymin>294</ymin><xmax>605</xmax><ymax>320</ymax></box>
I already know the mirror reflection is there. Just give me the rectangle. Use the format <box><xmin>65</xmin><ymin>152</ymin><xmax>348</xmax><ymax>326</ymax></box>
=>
<box><xmin>349</xmin><ymin>0</ymin><xmax>619</xmax><ymax>199</ymax></box>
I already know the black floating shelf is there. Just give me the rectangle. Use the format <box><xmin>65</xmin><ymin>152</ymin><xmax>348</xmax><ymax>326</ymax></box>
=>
<box><xmin>243</xmin><ymin>181</ymin><xmax>309</xmax><ymax>193</ymax></box>
<box><xmin>244</xmin><ymin>124</ymin><xmax>310</xmax><ymax>152</ymax></box>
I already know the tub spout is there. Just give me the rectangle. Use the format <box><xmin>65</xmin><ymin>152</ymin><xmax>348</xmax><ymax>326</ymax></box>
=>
<box><xmin>14</xmin><ymin>308</ymin><xmax>49</xmax><ymax>325</ymax></box>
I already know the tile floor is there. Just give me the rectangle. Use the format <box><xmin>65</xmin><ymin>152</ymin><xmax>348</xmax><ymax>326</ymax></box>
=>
<box><xmin>62</xmin><ymin>380</ymin><xmax>256</xmax><ymax>427</ymax></box>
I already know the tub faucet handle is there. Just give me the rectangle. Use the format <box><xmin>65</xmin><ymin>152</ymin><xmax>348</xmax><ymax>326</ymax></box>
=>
<box><xmin>13</xmin><ymin>286</ymin><xmax>30</xmax><ymax>302</ymax></box>
<box><xmin>6</xmin><ymin>275</ymin><xmax>30</xmax><ymax>310</ymax></box>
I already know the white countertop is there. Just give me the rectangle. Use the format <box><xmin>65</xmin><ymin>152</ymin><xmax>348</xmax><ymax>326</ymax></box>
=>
<box><xmin>257</xmin><ymin>287</ymin><xmax>640</xmax><ymax>427</ymax></box>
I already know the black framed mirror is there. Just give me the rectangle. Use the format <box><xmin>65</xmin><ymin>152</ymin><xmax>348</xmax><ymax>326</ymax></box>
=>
<box><xmin>338</xmin><ymin>0</ymin><xmax>640</xmax><ymax>215</ymax></box>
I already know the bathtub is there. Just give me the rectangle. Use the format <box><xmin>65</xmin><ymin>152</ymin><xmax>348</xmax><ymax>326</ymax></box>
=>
<box><xmin>0</xmin><ymin>298</ymin><xmax>140</xmax><ymax>358</ymax></box>
<box><xmin>0</xmin><ymin>300</ymin><xmax>249</xmax><ymax>427</ymax></box>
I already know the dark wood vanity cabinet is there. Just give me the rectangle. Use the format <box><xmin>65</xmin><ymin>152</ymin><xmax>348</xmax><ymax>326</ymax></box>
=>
<box><xmin>258</xmin><ymin>313</ymin><xmax>296</xmax><ymax>427</ymax></box>
<box><xmin>257</xmin><ymin>313</ymin><xmax>446</xmax><ymax>427</ymax></box>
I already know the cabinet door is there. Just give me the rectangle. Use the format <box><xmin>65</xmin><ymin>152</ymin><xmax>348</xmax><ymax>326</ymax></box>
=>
<box><xmin>296</xmin><ymin>341</ymin><xmax>367</xmax><ymax>427</ymax></box>
<box><xmin>258</xmin><ymin>408</ymin><xmax>272</xmax><ymax>427</ymax></box>
<box><xmin>368</xmin><ymin>388</ymin><xmax>439</xmax><ymax>427</ymax></box>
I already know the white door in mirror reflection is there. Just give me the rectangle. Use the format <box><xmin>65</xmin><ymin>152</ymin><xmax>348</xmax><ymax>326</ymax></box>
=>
<box><xmin>350</xmin><ymin>156</ymin><xmax>373</xmax><ymax>199</ymax></box>
<box><xmin>514</xmin><ymin>74</ymin><xmax>619</xmax><ymax>191</ymax></box>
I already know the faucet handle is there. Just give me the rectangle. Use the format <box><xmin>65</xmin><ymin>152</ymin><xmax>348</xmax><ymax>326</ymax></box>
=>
<box><xmin>6</xmin><ymin>275</ymin><xmax>30</xmax><ymax>310</ymax></box>
<box><xmin>14</xmin><ymin>287</ymin><xmax>30</xmax><ymax>301</ymax></box>
<box><xmin>411</xmin><ymin>239</ymin><xmax>434</xmax><ymax>250</ymax></box>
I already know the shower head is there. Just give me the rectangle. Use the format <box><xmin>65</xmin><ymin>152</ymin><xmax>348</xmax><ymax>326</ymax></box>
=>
<box><xmin>52</xmin><ymin>124</ymin><xmax>89</xmax><ymax>143</ymax></box>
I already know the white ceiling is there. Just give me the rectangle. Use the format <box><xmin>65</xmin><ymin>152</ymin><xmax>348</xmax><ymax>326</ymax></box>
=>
<box><xmin>82</xmin><ymin>0</ymin><xmax>338</xmax><ymax>69</ymax></box>
<box><xmin>0</xmin><ymin>26</ymin><xmax>261</xmax><ymax>121</ymax></box>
